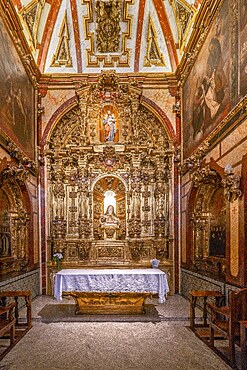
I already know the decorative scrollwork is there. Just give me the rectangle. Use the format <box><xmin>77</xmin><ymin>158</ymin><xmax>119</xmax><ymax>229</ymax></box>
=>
<box><xmin>180</xmin><ymin>140</ymin><xmax>210</xmax><ymax>174</ymax></box>
<box><xmin>222</xmin><ymin>165</ymin><xmax>242</xmax><ymax>202</ymax></box>
<box><xmin>192</xmin><ymin>166</ymin><xmax>221</xmax><ymax>188</ymax></box>
<box><xmin>95</xmin><ymin>0</ymin><xmax>121</xmax><ymax>53</ymax></box>
<box><xmin>0</xmin><ymin>164</ymin><xmax>29</xmax><ymax>187</ymax></box>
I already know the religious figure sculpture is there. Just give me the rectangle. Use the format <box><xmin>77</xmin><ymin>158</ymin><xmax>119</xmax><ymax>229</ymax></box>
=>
<box><xmin>99</xmin><ymin>205</ymin><xmax>120</xmax><ymax>239</ymax></box>
<box><xmin>103</xmin><ymin>111</ymin><xmax>117</xmax><ymax>142</ymax></box>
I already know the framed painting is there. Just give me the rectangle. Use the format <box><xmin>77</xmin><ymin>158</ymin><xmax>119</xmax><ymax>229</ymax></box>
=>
<box><xmin>182</xmin><ymin>0</ymin><xmax>231</xmax><ymax>158</ymax></box>
<box><xmin>239</xmin><ymin>0</ymin><xmax>247</xmax><ymax>98</ymax></box>
<box><xmin>0</xmin><ymin>16</ymin><xmax>35</xmax><ymax>160</ymax></box>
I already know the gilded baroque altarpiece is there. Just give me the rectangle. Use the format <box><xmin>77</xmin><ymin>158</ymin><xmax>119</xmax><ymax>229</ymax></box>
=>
<box><xmin>45</xmin><ymin>73</ymin><xmax>173</xmax><ymax>273</ymax></box>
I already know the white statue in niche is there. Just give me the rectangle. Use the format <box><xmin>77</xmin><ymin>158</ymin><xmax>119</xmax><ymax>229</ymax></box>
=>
<box><xmin>99</xmin><ymin>205</ymin><xmax>120</xmax><ymax>239</ymax></box>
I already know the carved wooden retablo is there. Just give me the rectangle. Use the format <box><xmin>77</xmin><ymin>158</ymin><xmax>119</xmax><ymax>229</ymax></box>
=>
<box><xmin>46</xmin><ymin>72</ymin><xmax>171</xmax><ymax>270</ymax></box>
<box><xmin>64</xmin><ymin>291</ymin><xmax>153</xmax><ymax>315</ymax></box>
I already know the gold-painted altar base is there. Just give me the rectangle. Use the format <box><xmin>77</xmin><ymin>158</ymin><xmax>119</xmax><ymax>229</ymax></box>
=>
<box><xmin>63</xmin><ymin>292</ymin><xmax>153</xmax><ymax>315</ymax></box>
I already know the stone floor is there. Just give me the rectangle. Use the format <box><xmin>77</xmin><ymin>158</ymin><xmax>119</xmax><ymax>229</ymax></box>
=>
<box><xmin>0</xmin><ymin>294</ymin><xmax>232</xmax><ymax>370</ymax></box>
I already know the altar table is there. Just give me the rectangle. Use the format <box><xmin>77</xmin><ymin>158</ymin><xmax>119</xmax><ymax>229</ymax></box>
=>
<box><xmin>54</xmin><ymin>269</ymin><xmax>169</xmax><ymax>304</ymax></box>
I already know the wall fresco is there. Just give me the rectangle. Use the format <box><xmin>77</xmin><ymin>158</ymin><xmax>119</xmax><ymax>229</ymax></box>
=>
<box><xmin>239</xmin><ymin>0</ymin><xmax>247</xmax><ymax>97</ymax></box>
<box><xmin>183</xmin><ymin>0</ymin><xmax>231</xmax><ymax>158</ymax></box>
<box><xmin>0</xmin><ymin>17</ymin><xmax>34</xmax><ymax>159</ymax></box>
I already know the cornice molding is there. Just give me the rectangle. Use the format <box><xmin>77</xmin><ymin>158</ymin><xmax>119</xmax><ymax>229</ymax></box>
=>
<box><xmin>38</xmin><ymin>72</ymin><xmax>178</xmax><ymax>90</ymax></box>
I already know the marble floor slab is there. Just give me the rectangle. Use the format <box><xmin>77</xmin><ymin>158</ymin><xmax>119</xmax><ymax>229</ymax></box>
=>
<box><xmin>0</xmin><ymin>294</ymin><xmax>232</xmax><ymax>370</ymax></box>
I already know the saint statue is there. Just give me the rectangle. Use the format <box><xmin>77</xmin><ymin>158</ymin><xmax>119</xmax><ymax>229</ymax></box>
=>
<box><xmin>102</xmin><ymin>111</ymin><xmax>117</xmax><ymax>142</ymax></box>
<box><xmin>99</xmin><ymin>205</ymin><xmax>120</xmax><ymax>239</ymax></box>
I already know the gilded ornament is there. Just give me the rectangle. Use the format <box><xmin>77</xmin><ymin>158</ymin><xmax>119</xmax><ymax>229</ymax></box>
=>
<box><xmin>46</xmin><ymin>74</ymin><xmax>172</xmax><ymax>268</ymax></box>
<box><xmin>95</xmin><ymin>0</ymin><xmax>121</xmax><ymax>53</ymax></box>
<box><xmin>222</xmin><ymin>165</ymin><xmax>242</xmax><ymax>202</ymax></box>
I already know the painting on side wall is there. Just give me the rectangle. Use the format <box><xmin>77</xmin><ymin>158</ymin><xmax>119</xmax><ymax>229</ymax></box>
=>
<box><xmin>0</xmin><ymin>17</ymin><xmax>34</xmax><ymax>160</ymax></box>
<box><xmin>183</xmin><ymin>0</ymin><xmax>231</xmax><ymax>158</ymax></box>
<box><xmin>240</xmin><ymin>0</ymin><xmax>247</xmax><ymax>97</ymax></box>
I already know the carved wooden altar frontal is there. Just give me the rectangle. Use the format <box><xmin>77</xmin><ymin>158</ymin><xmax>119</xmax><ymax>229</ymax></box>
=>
<box><xmin>64</xmin><ymin>292</ymin><xmax>153</xmax><ymax>315</ymax></box>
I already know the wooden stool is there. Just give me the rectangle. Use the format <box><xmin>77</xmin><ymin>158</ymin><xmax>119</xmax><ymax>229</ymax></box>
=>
<box><xmin>189</xmin><ymin>290</ymin><xmax>224</xmax><ymax>330</ymax></box>
<box><xmin>240</xmin><ymin>321</ymin><xmax>247</xmax><ymax>370</ymax></box>
<box><xmin>0</xmin><ymin>290</ymin><xmax>32</xmax><ymax>329</ymax></box>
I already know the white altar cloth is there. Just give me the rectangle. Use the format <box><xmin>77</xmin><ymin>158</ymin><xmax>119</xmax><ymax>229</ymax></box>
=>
<box><xmin>54</xmin><ymin>269</ymin><xmax>169</xmax><ymax>303</ymax></box>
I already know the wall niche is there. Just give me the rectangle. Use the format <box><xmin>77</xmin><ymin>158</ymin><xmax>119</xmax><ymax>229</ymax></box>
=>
<box><xmin>190</xmin><ymin>166</ymin><xmax>226</xmax><ymax>278</ymax></box>
<box><xmin>0</xmin><ymin>165</ymin><xmax>30</xmax><ymax>275</ymax></box>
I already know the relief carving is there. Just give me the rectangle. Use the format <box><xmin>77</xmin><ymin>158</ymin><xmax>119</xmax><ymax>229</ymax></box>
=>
<box><xmin>129</xmin><ymin>240</ymin><xmax>143</xmax><ymax>261</ymax></box>
<box><xmin>95</xmin><ymin>0</ymin><xmax>121</xmax><ymax>53</ymax></box>
<box><xmin>77</xmin><ymin>241</ymin><xmax>91</xmax><ymax>261</ymax></box>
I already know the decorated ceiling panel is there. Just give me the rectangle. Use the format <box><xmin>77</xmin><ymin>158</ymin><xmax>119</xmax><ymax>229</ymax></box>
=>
<box><xmin>13</xmin><ymin>0</ymin><xmax>201</xmax><ymax>74</ymax></box>
<box><xmin>139</xmin><ymin>0</ymin><xmax>171</xmax><ymax>72</ymax></box>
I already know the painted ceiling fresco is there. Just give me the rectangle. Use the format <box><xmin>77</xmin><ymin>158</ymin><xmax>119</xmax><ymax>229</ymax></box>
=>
<box><xmin>11</xmin><ymin>0</ymin><xmax>202</xmax><ymax>74</ymax></box>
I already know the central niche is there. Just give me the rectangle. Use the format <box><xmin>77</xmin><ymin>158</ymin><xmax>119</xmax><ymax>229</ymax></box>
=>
<box><xmin>93</xmin><ymin>176</ymin><xmax>126</xmax><ymax>240</ymax></box>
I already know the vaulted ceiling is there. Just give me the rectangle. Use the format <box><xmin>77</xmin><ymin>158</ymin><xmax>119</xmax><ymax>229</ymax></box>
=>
<box><xmin>12</xmin><ymin>0</ymin><xmax>202</xmax><ymax>74</ymax></box>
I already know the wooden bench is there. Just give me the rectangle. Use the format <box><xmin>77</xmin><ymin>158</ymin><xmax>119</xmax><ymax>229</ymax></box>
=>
<box><xmin>0</xmin><ymin>290</ymin><xmax>32</xmax><ymax>330</ymax></box>
<box><xmin>207</xmin><ymin>288</ymin><xmax>247</xmax><ymax>368</ymax></box>
<box><xmin>0</xmin><ymin>302</ymin><xmax>16</xmax><ymax>361</ymax></box>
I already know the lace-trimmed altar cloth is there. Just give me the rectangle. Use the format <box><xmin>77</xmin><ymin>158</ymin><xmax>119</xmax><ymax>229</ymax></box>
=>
<box><xmin>54</xmin><ymin>269</ymin><xmax>169</xmax><ymax>304</ymax></box>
